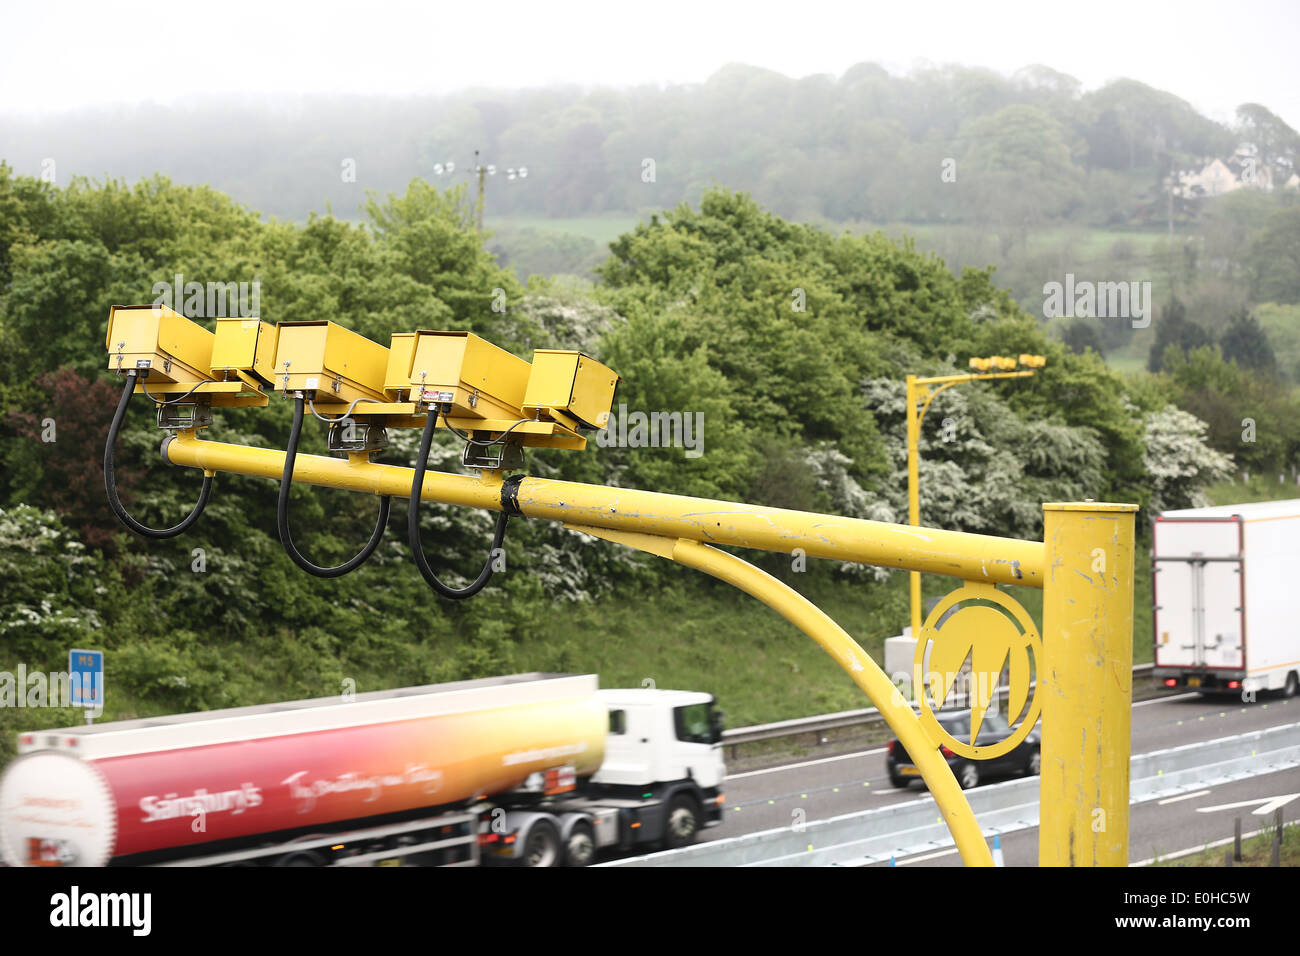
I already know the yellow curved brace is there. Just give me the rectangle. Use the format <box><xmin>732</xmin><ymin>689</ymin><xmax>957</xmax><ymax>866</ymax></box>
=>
<box><xmin>564</xmin><ymin>523</ymin><xmax>995</xmax><ymax>868</ymax></box>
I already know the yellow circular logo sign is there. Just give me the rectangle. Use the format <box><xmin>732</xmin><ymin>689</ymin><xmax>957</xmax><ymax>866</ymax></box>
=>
<box><xmin>912</xmin><ymin>582</ymin><xmax>1043</xmax><ymax>760</ymax></box>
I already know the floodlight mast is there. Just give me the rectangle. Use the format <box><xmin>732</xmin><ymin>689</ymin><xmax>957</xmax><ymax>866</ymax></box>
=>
<box><xmin>102</xmin><ymin>309</ymin><xmax>1133</xmax><ymax>867</ymax></box>
<box><xmin>904</xmin><ymin>354</ymin><xmax>1047</xmax><ymax>640</ymax></box>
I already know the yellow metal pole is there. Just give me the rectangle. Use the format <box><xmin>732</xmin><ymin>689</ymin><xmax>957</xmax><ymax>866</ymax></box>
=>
<box><xmin>906</xmin><ymin>375</ymin><xmax>923</xmax><ymax>641</ymax></box>
<box><xmin>1039</xmin><ymin>502</ymin><xmax>1137</xmax><ymax>866</ymax></box>
<box><xmin>566</xmin><ymin>523</ymin><xmax>994</xmax><ymax>867</ymax></box>
<box><xmin>906</xmin><ymin>368</ymin><xmax>1034</xmax><ymax>641</ymax></box>
<box><xmin>163</xmin><ymin>433</ymin><xmax>1045</xmax><ymax>586</ymax></box>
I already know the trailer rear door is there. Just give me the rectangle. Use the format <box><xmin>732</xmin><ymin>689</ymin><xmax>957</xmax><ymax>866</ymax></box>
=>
<box><xmin>1154</xmin><ymin>517</ymin><xmax>1245</xmax><ymax>672</ymax></box>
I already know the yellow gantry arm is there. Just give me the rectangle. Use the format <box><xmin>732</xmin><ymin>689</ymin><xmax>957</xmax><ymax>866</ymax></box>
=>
<box><xmin>162</xmin><ymin>431</ymin><xmax>1044</xmax><ymax>585</ymax></box>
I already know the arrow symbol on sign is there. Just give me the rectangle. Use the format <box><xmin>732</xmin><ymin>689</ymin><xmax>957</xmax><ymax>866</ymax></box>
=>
<box><xmin>1195</xmin><ymin>794</ymin><xmax>1300</xmax><ymax>816</ymax></box>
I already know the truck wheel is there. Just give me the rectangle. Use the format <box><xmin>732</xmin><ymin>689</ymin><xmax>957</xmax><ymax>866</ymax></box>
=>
<box><xmin>1281</xmin><ymin>672</ymin><xmax>1299</xmax><ymax>699</ymax></box>
<box><xmin>564</xmin><ymin>821</ymin><xmax>596</xmax><ymax>867</ymax></box>
<box><xmin>520</xmin><ymin>818</ymin><xmax>561</xmax><ymax>868</ymax></box>
<box><xmin>663</xmin><ymin>795</ymin><xmax>701</xmax><ymax>850</ymax></box>
<box><xmin>274</xmin><ymin>851</ymin><xmax>323</xmax><ymax>867</ymax></box>
<box><xmin>888</xmin><ymin>773</ymin><xmax>910</xmax><ymax>789</ymax></box>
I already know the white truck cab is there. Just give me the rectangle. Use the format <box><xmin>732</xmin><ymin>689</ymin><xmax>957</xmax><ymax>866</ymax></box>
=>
<box><xmin>594</xmin><ymin>688</ymin><xmax>726</xmax><ymax>791</ymax></box>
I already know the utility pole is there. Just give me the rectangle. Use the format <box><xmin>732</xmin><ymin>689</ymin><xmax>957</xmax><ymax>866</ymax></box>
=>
<box><xmin>431</xmin><ymin>151</ymin><xmax>528</xmax><ymax>234</ymax></box>
<box><xmin>475</xmin><ymin>150</ymin><xmax>486</xmax><ymax>233</ymax></box>
<box><xmin>1168</xmin><ymin>159</ymin><xmax>1175</xmax><ymax>240</ymax></box>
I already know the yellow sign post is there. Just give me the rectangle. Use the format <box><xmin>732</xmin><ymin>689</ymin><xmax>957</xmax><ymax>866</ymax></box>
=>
<box><xmin>905</xmin><ymin>354</ymin><xmax>1045</xmax><ymax>641</ymax></box>
<box><xmin>1039</xmin><ymin>502</ymin><xmax>1137</xmax><ymax>866</ymax></box>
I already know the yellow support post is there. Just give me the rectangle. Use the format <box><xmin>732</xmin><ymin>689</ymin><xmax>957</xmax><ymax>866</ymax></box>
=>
<box><xmin>906</xmin><ymin>375</ymin><xmax>923</xmax><ymax>641</ymax></box>
<box><xmin>1039</xmin><ymin>502</ymin><xmax>1138</xmax><ymax>866</ymax></box>
<box><xmin>565</xmin><ymin>524</ymin><xmax>994</xmax><ymax>868</ymax></box>
<box><xmin>905</xmin><ymin>366</ymin><xmax>1037</xmax><ymax>640</ymax></box>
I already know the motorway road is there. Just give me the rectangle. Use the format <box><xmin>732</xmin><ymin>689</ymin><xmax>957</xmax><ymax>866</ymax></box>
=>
<box><xmin>702</xmin><ymin>692</ymin><xmax>1299</xmax><ymax>864</ymax></box>
<box><xmin>872</xmin><ymin>765</ymin><xmax>1300</xmax><ymax>866</ymax></box>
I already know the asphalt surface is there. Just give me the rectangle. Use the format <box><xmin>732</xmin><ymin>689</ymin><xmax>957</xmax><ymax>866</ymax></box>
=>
<box><xmin>702</xmin><ymin>692</ymin><xmax>1300</xmax><ymax>864</ymax></box>
<box><xmin>876</xmin><ymin>765</ymin><xmax>1300</xmax><ymax>866</ymax></box>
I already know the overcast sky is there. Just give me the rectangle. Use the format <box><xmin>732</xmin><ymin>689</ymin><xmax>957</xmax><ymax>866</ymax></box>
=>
<box><xmin>3</xmin><ymin>0</ymin><xmax>1297</xmax><ymax>130</ymax></box>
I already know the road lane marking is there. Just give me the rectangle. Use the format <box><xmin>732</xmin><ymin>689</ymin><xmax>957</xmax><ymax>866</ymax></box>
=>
<box><xmin>726</xmin><ymin>747</ymin><xmax>885</xmax><ymax>780</ymax></box>
<box><xmin>1195</xmin><ymin>793</ymin><xmax>1300</xmax><ymax>815</ymax></box>
<box><xmin>1157</xmin><ymin>789</ymin><xmax>1211</xmax><ymax>805</ymax></box>
<box><xmin>1134</xmin><ymin>692</ymin><xmax>1199</xmax><ymax>707</ymax></box>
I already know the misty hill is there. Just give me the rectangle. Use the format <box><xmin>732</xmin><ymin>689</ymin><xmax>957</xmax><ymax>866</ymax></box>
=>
<box><xmin>3</xmin><ymin>62</ymin><xmax>1291</xmax><ymax>230</ymax></box>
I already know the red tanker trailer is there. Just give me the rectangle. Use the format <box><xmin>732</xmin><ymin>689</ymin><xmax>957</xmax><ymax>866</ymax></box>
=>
<box><xmin>0</xmin><ymin>673</ymin><xmax>725</xmax><ymax>867</ymax></box>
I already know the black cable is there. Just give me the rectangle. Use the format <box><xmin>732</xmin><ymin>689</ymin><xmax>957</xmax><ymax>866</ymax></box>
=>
<box><xmin>142</xmin><ymin>378</ymin><xmax>216</xmax><ymax>406</ymax></box>
<box><xmin>408</xmin><ymin>404</ymin><xmax>510</xmax><ymax>599</ymax></box>
<box><xmin>104</xmin><ymin>370</ymin><xmax>213</xmax><ymax>538</ymax></box>
<box><xmin>277</xmin><ymin>396</ymin><xmax>391</xmax><ymax>578</ymax></box>
<box><xmin>440</xmin><ymin>413</ymin><xmax>531</xmax><ymax>447</ymax></box>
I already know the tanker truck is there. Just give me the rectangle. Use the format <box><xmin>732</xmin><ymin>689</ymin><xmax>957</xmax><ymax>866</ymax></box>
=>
<box><xmin>0</xmin><ymin>672</ymin><xmax>725</xmax><ymax>867</ymax></box>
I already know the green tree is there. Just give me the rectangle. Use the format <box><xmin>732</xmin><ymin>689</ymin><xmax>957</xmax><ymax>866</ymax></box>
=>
<box><xmin>958</xmin><ymin>105</ymin><xmax>1083</xmax><ymax>253</ymax></box>
<box><xmin>1249</xmin><ymin>206</ymin><xmax>1300</xmax><ymax>304</ymax></box>
<box><xmin>1147</xmin><ymin>297</ymin><xmax>1213</xmax><ymax>372</ymax></box>
<box><xmin>1219</xmin><ymin>309</ymin><xmax>1276</xmax><ymax>374</ymax></box>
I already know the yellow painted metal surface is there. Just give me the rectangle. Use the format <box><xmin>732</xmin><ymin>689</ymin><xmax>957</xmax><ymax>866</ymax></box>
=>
<box><xmin>913</xmin><ymin>582</ymin><xmax>1043</xmax><ymax>759</ymax></box>
<box><xmin>134</xmin><ymin>380</ymin><xmax>268</xmax><ymax>408</ymax></box>
<box><xmin>523</xmin><ymin>350</ymin><xmax>620</xmax><ymax>429</ymax></box>
<box><xmin>211</xmin><ymin>317</ymin><xmax>278</xmax><ymax>384</ymax></box>
<box><xmin>1038</xmin><ymin>502</ymin><xmax>1136</xmax><ymax>867</ymax></box>
<box><xmin>564</xmin><ymin>522</ymin><xmax>993</xmax><ymax>867</ymax></box>
<box><xmin>408</xmin><ymin>331</ymin><xmax>531</xmax><ymax>421</ymax></box>
<box><xmin>105</xmin><ymin>304</ymin><xmax>214</xmax><ymax>385</ymax></box>
<box><xmin>383</xmin><ymin>332</ymin><xmax>420</xmax><ymax>400</ymax></box>
<box><xmin>163</xmin><ymin>433</ymin><xmax>1044</xmax><ymax>584</ymax></box>
<box><xmin>272</xmin><ymin>321</ymin><xmax>389</xmax><ymax>403</ymax></box>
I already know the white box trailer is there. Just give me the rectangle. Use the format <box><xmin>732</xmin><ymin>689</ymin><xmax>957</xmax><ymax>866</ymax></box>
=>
<box><xmin>1152</xmin><ymin>499</ymin><xmax>1300</xmax><ymax>698</ymax></box>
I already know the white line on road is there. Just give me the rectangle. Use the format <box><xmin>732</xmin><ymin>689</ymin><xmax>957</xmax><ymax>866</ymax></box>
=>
<box><xmin>1134</xmin><ymin>692</ymin><xmax>1199</xmax><ymax>707</ymax></box>
<box><xmin>1157</xmin><ymin>789</ymin><xmax>1212</xmax><ymax>805</ymax></box>
<box><xmin>726</xmin><ymin>747</ymin><xmax>885</xmax><ymax>780</ymax></box>
<box><xmin>1196</xmin><ymin>793</ymin><xmax>1300</xmax><ymax>815</ymax></box>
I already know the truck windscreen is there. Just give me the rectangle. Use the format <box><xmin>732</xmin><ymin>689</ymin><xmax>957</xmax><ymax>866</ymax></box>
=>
<box><xmin>675</xmin><ymin>702</ymin><xmax>722</xmax><ymax>744</ymax></box>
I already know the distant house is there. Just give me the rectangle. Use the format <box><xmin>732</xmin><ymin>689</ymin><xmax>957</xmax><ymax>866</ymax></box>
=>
<box><xmin>1180</xmin><ymin>158</ymin><xmax>1242</xmax><ymax>197</ymax></box>
<box><xmin>1173</xmin><ymin>145</ymin><xmax>1282</xmax><ymax>198</ymax></box>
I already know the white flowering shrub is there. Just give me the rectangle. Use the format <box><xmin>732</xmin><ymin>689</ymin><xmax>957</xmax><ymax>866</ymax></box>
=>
<box><xmin>1143</xmin><ymin>405</ymin><xmax>1234</xmax><ymax>513</ymax></box>
<box><xmin>861</xmin><ymin>376</ymin><xmax>1109</xmax><ymax>541</ymax></box>
<box><xmin>0</xmin><ymin>506</ymin><xmax>103</xmax><ymax>656</ymax></box>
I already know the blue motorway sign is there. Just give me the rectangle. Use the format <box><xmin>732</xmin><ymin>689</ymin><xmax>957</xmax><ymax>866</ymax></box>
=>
<box><xmin>68</xmin><ymin>649</ymin><xmax>103</xmax><ymax>711</ymax></box>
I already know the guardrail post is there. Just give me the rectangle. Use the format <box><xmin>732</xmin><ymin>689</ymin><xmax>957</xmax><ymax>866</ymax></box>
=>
<box><xmin>1039</xmin><ymin>502</ymin><xmax>1137</xmax><ymax>866</ymax></box>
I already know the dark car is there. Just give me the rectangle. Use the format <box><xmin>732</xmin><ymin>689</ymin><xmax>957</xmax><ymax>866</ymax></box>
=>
<box><xmin>885</xmin><ymin>708</ymin><xmax>1040</xmax><ymax>790</ymax></box>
